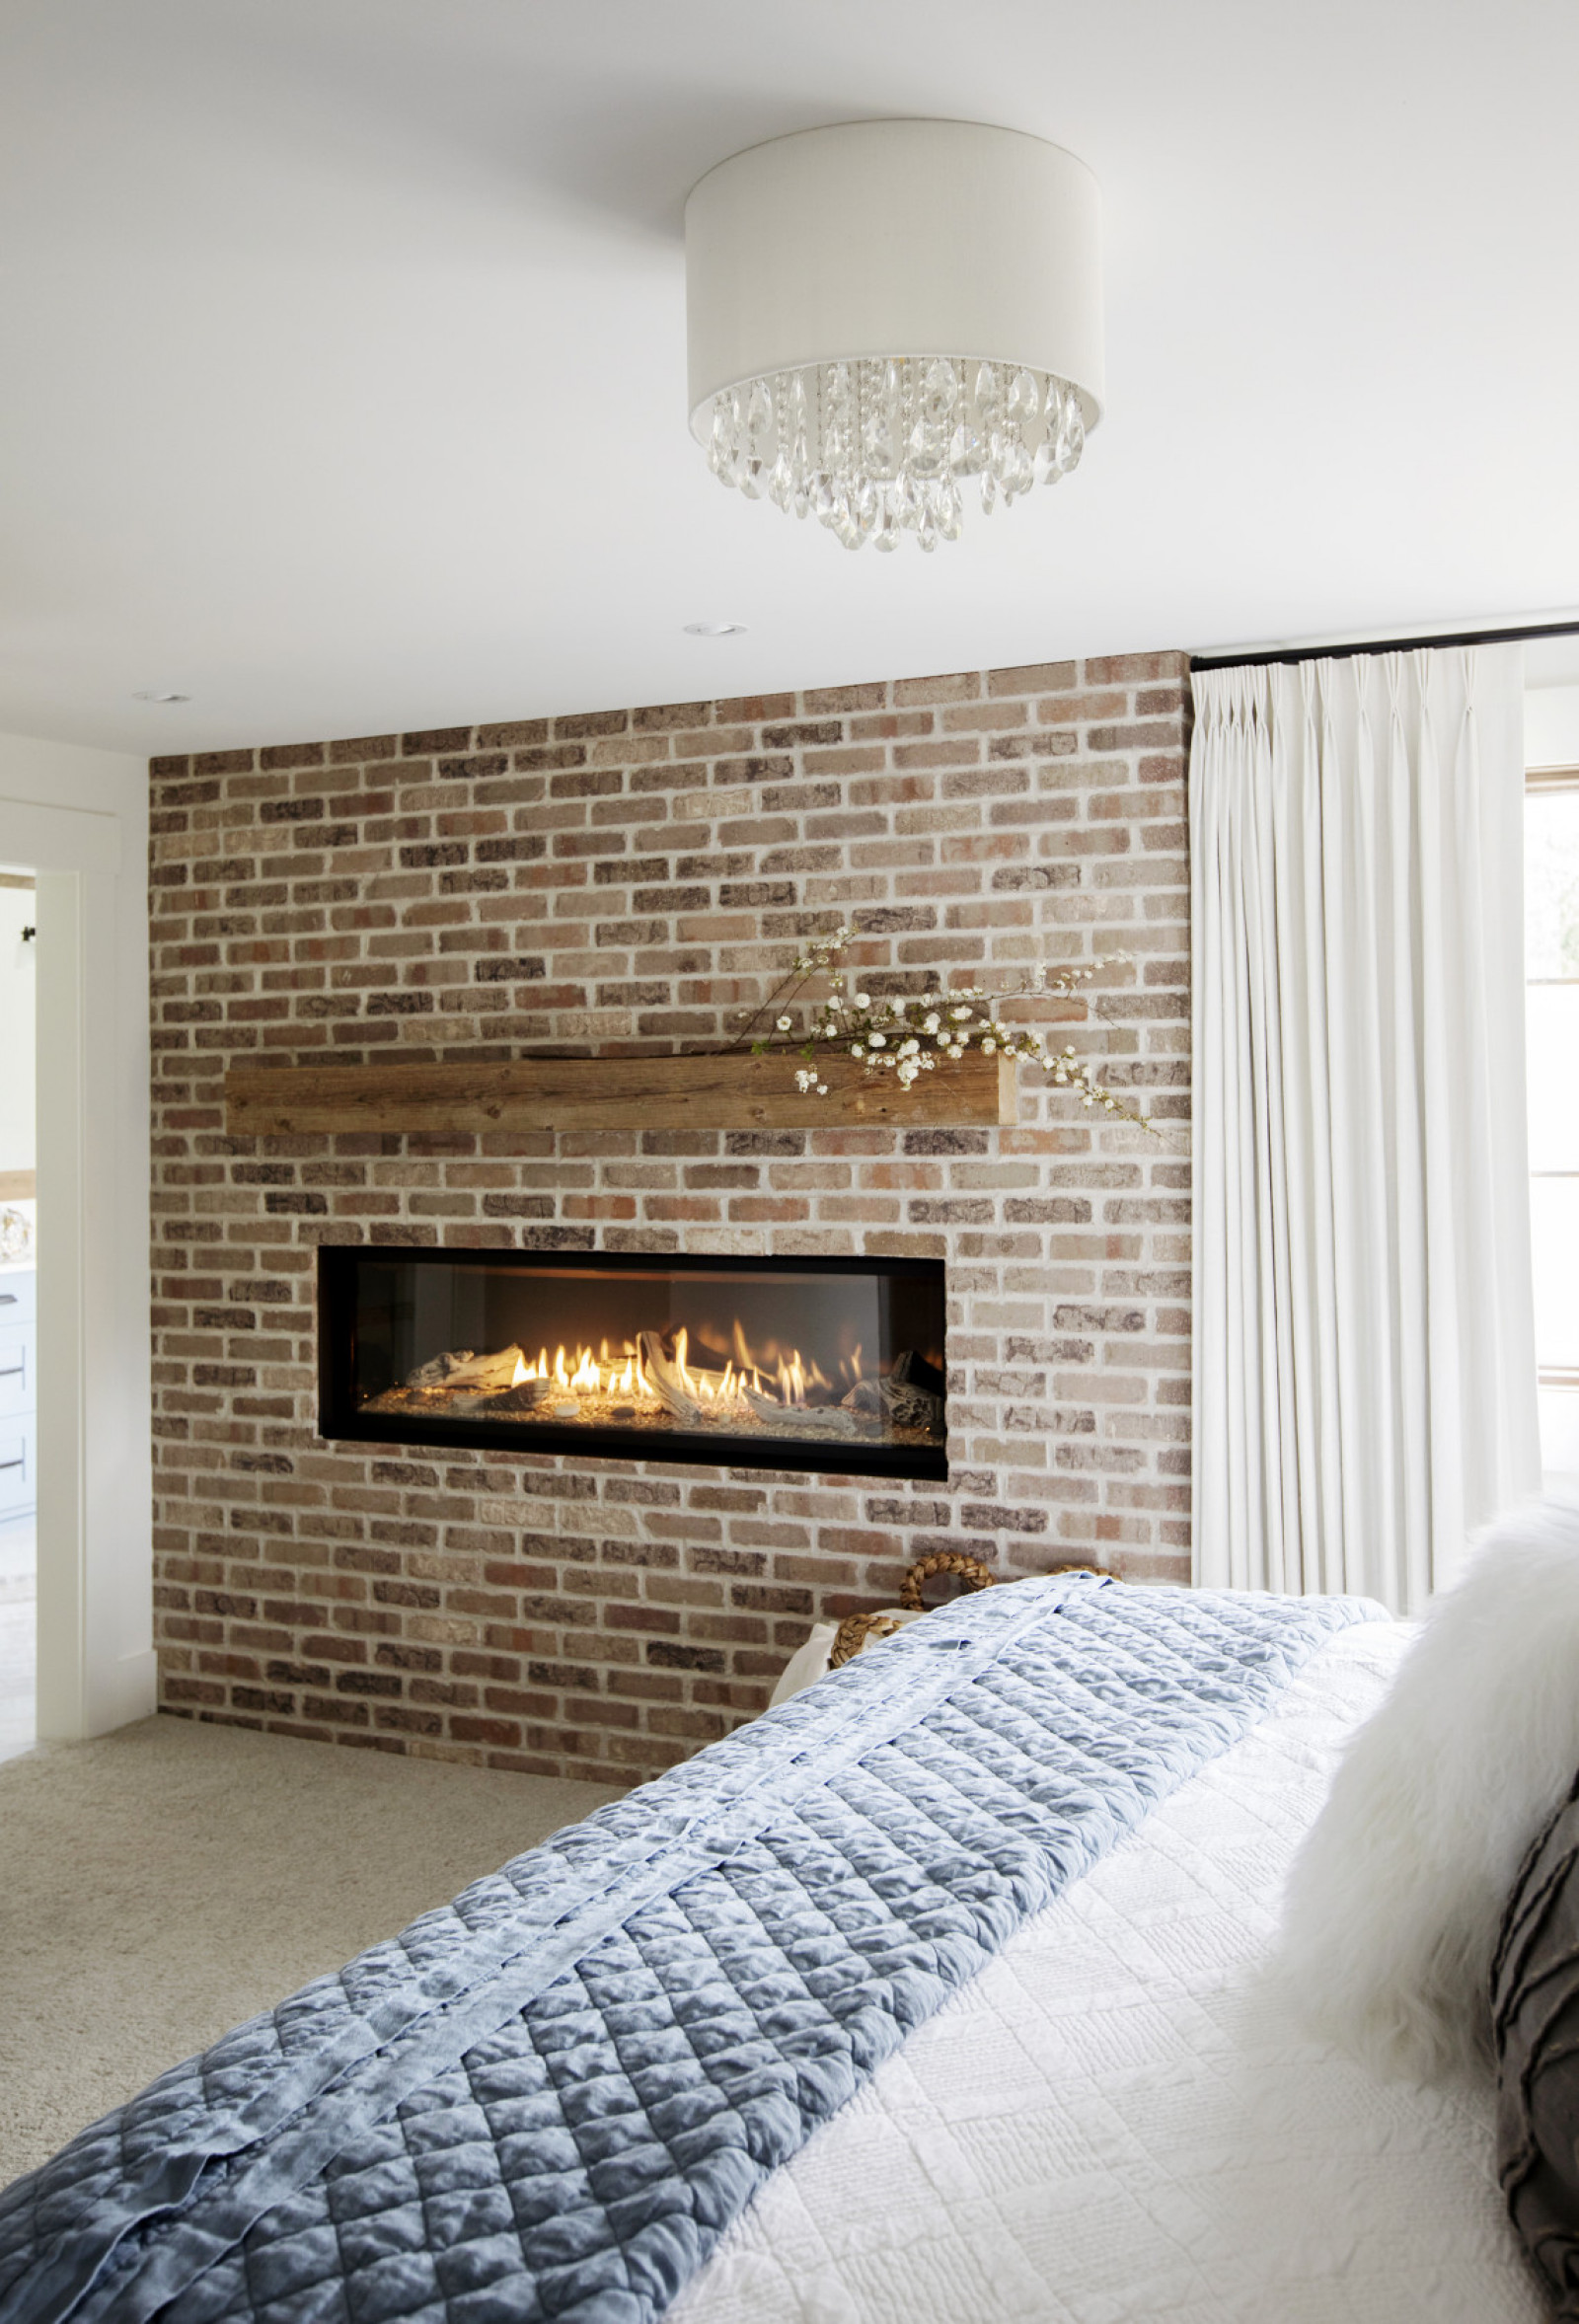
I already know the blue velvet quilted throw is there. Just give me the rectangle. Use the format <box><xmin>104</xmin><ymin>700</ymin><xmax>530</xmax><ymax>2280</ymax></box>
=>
<box><xmin>0</xmin><ymin>1574</ymin><xmax>1380</xmax><ymax>2324</ymax></box>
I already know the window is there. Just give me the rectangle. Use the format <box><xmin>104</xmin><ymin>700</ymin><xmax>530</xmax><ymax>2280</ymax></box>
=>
<box><xmin>1526</xmin><ymin>768</ymin><xmax>1579</xmax><ymax>1484</ymax></box>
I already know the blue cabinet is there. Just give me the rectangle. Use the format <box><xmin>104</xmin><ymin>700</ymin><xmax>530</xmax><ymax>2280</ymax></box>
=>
<box><xmin>0</xmin><ymin>1267</ymin><xmax>37</xmax><ymax>1519</ymax></box>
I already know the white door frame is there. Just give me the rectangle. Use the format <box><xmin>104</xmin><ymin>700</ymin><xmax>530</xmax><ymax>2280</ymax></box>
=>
<box><xmin>0</xmin><ymin>775</ymin><xmax>153</xmax><ymax>1740</ymax></box>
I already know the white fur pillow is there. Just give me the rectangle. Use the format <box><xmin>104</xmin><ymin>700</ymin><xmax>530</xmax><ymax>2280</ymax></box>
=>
<box><xmin>1278</xmin><ymin>1497</ymin><xmax>1579</xmax><ymax>2082</ymax></box>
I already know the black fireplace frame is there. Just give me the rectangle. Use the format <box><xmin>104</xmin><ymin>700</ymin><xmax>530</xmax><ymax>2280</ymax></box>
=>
<box><xmin>317</xmin><ymin>1244</ymin><xmax>949</xmax><ymax>1479</ymax></box>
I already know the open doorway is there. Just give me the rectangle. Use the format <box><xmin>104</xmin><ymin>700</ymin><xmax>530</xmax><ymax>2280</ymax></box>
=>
<box><xmin>0</xmin><ymin>746</ymin><xmax>151</xmax><ymax>1750</ymax></box>
<box><xmin>0</xmin><ymin>863</ymin><xmax>37</xmax><ymax>1760</ymax></box>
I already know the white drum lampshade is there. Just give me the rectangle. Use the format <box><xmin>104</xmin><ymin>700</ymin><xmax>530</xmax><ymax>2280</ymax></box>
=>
<box><xmin>685</xmin><ymin>118</ymin><xmax>1103</xmax><ymax>554</ymax></box>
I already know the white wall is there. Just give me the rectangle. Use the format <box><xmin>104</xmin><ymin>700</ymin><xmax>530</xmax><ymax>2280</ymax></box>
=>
<box><xmin>0</xmin><ymin>732</ymin><xmax>152</xmax><ymax>1737</ymax></box>
<box><xmin>0</xmin><ymin>879</ymin><xmax>38</xmax><ymax>1174</ymax></box>
<box><xmin>1526</xmin><ymin>683</ymin><xmax>1579</xmax><ymax>770</ymax></box>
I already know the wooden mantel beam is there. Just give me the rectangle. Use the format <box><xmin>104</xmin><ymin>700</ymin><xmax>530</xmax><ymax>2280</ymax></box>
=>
<box><xmin>223</xmin><ymin>1049</ymin><xmax>1020</xmax><ymax>1137</ymax></box>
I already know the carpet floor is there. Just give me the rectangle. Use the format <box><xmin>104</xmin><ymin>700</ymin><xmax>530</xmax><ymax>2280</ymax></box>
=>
<box><xmin>0</xmin><ymin>1713</ymin><xmax>623</xmax><ymax>2190</ymax></box>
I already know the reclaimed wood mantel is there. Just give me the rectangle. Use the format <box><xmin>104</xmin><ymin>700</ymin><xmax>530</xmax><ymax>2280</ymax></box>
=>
<box><xmin>223</xmin><ymin>1048</ymin><xmax>1019</xmax><ymax>1137</ymax></box>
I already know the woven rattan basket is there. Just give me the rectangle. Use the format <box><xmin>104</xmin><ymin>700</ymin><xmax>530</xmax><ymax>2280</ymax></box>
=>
<box><xmin>828</xmin><ymin>1550</ymin><xmax>997</xmax><ymax>1670</ymax></box>
<box><xmin>769</xmin><ymin>1557</ymin><xmax>1120</xmax><ymax>1709</ymax></box>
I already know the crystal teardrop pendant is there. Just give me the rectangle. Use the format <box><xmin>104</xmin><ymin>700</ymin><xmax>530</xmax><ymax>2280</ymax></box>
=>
<box><xmin>702</xmin><ymin>356</ymin><xmax>1085</xmax><ymax>552</ymax></box>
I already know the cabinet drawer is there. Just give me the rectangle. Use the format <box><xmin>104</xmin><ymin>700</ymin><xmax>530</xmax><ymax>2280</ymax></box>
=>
<box><xmin>0</xmin><ymin>1268</ymin><xmax>36</xmax><ymax>1325</ymax></box>
<box><xmin>0</xmin><ymin>1420</ymin><xmax>34</xmax><ymax>1516</ymax></box>
<box><xmin>0</xmin><ymin>1324</ymin><xmax>33</xmax><ymax>1419</ymax></box>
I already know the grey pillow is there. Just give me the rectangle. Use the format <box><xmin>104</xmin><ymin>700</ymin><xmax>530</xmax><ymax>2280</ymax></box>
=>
<box><xmin>1492</xmin><ymin>1771</ymin><xmax>1579</xmax><ymax>2316</ymax></box>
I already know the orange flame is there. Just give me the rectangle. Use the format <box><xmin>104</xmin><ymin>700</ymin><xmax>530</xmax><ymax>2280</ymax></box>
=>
<box><xmin>500</xmin><ymin>1323</ymin><xmax>829</xmax><ymax>1410</ymax></box>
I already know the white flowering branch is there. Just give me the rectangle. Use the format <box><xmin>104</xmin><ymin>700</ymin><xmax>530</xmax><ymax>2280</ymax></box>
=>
<box><xmin>724</xmin><ymin>928</ymin><xmax>1158</xmax><ymax>1131</ymax></box>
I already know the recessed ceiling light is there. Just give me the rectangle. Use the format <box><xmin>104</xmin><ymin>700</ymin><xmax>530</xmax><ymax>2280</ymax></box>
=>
<box><xmin>682</xmin><ymin>621</ymin><xmax>747</xmax><ymax>637</ymax></box>
<box><xmin>132</xmin><ymin>688</ymin><xmax>191</xmax><ymax>703</ymax></box>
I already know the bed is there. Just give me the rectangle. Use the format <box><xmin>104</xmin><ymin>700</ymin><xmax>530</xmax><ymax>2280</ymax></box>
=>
<box><xmin>0</xmin><ymin>1573</ymin><xmax>1542</xmax><ymax>2324</ymax></box>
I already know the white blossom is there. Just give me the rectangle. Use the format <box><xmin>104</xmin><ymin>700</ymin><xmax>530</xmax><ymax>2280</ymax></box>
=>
<box><xmin>751</xmin><ymin>931</ymin><xmax>1155</xmax><ymax>1132</ymax></box>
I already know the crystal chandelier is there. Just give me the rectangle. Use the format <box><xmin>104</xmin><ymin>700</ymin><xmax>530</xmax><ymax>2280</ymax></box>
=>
<box><xmin>686</xmin><ymin>120</ymin><xmax>1104</xmax><ymax>556</ymax></box>
<box><xmin>703</xmin><ymin>356</ymin><xmax>1086</xmax><ymax>554</ymax></box>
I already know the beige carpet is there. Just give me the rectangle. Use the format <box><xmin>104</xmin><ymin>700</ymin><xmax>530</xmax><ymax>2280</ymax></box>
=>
<box><xmin>0</xmin><ymin>1713</ymin><xmax>624</xmax><ymax>2189</ymax></box>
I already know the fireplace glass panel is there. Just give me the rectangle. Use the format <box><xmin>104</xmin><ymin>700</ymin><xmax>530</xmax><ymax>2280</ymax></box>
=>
<box><xmin>318</xmin><ymin>1247</ymin><xmax>946</xmax><ymax>1479</ymax></box>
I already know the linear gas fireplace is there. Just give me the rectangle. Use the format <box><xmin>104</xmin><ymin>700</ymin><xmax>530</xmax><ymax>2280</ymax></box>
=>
<box><xmin>318</xmin><ymin>1247</ymin><xmax>947</xmax><ymax>1479</ymax></box>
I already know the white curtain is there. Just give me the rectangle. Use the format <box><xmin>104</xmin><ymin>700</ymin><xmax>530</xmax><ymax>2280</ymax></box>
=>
<box><xmin>1191</xmin><ymin>645</ymin><xmax>1541</xmax><ymax>1611</ymax></box>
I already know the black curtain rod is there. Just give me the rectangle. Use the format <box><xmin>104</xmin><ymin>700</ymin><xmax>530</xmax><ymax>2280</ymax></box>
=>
<box><xmin>1190</xmin><ymin>615</ymin><xmax>1579</xmax><ymax>674</ymax></box>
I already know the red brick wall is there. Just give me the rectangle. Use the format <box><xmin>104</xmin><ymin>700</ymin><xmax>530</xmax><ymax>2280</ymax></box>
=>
<box><xmin>149</xmin><ymin>651</ymin><xmax>1192</xmax><ymax>1781</ymax></box>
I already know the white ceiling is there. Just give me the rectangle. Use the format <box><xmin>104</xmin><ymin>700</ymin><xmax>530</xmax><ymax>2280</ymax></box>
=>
<box><xmin>2</xmin><ymin>0</ymin><xmax>1576</xmax><ymax>756</ymax></box>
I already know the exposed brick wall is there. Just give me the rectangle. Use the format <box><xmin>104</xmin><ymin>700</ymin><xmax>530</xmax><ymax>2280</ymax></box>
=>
<box><xmin>148</xmin><ymin>651</ymin><xmax>1193</xmax><ymax>1782</ymax></box>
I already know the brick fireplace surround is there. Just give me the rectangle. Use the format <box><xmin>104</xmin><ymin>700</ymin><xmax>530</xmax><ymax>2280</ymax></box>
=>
<box><xmin>149</xmin><ymin>650</ymin><xmax>1192</xmax><ymax>1783</ymax></box>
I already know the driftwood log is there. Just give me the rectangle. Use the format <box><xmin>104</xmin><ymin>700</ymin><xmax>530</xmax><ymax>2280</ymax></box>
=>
<box><xmin>446</xmin><ymin>1346</ymin><xmax>525</xmax><ymax>1389</ymax></box>
<box><xmin>406</xmin><ymin>1349</ymin><xmax>474</xmax><ymax>1387</ymax></box>
<box><xmin>880</xmin><ymin>1378</ymin><xmax>941</xmax><ymax>1429</ymax></box>
<box><xmin>406</xmin><ymin>1345</ymin><xmax>525</xmax><ymax>1392</ymax></box>
<box><xmin>483</xmin><ymin>1378</ymin><xmax>555</xmax><ymax>1413</ymax></box>
<box><xmin>842</xmin><ymin>1354</ymin><xmax>944</xmax><ymax>1430</ymax></box>
<box><xmin>637</xmin><ymin>1331</ymin><xmax>704</xmax><ymax>1425</ymax></box>
<box><xmin>741</xmin><ymin>1384</ymin><xmax>861</xmax><ymax>1436</ymax></box>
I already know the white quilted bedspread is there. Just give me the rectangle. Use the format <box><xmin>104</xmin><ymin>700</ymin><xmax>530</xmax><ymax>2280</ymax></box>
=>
<box><xmin>670</xmin><ymin>1619</ymin><xmax>1543</xmax><ymax>2324</ymax></box>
